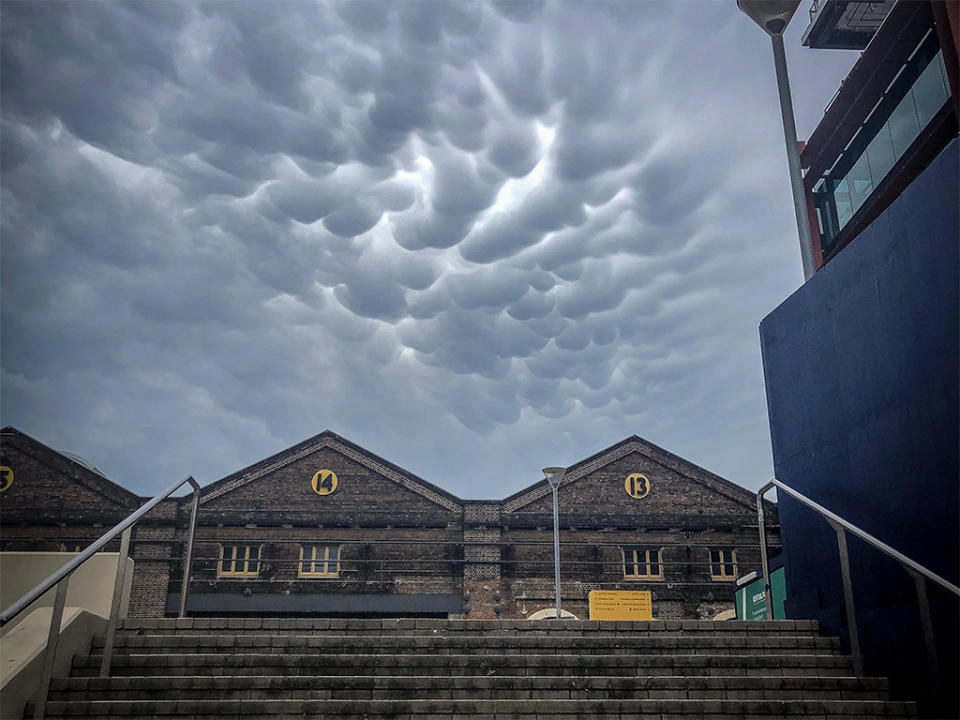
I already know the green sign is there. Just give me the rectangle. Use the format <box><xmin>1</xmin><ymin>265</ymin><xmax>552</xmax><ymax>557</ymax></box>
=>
<box><xmin>735</xmin><ymin>567</ymin><xmax>786</xmax><ymax>621</ymax></box>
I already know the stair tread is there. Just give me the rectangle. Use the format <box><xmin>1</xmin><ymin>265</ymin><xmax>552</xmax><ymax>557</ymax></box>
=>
<box><xmin>26</xmin><ymin>618</ymin><xmax>923</xmax><ymax>718</ymax></box>
<box><xmin>53</xmin><ymin>674</ymin><xmax>889</xmax><ymax>688</ymax></box>
<box><xmin>119</xmin><ymin>619</ymin><xmax>821</xmax><ymax>632</ymax></box>
<box><xmin>40</xmin><ymin>697</ymin><xmax>917</xmax><ymax>711</ymax></box>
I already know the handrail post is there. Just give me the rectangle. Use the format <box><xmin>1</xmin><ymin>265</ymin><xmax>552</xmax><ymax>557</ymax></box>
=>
<box><xmin>907</xmin><ymin>568</ymin><xmax>940</xmax><ymax>685</ymax></box>
<box><xmin>753</xmin><ymin>477</ymin><xmax>959</xmax><ymax>685</ymax></box>
<box><xmin>99</xmin><ymin>527</ymin><xmax>132</xmax><ymax>678</ymax></box>
<box><xmin>178</xmin><ymin>480</ymin><xmax>201</xmax><ymax>618</ymax></box>
<box><xmin>829</xmin><ymin>521</ymin><xmax>863</xmax><ymax>676</ymax></box>
<box><xmin>33</xmin><ymin>578</ymin><xmax>69</xmax><ymax>720</ymax></box>
<box><xmin>756</xmin><ymin>486</ymin><xmax>774</xmax><ymax>620</ymax></box>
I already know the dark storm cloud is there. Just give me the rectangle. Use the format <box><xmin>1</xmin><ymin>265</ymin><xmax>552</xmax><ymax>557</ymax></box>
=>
<box><xmin>1</xmin><ymin>0</ymin><xmax>858</xmax><ymax>496</ymax></box>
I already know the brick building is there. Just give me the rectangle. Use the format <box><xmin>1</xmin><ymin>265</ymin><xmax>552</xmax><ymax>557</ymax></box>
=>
<box><xmin>1</xmin><ymin>426</ymin><xmax>778</xmax><ymax>620</ymax></box>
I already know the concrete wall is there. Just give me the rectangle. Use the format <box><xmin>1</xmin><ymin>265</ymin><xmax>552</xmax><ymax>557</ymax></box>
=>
<box><xmin>759</xmin><ymin>138</ymin><xmax>959</xmax><ymax>714</ymax></box>
<box><xmin>0</xmin><ymin>552</ymin><xmax>135</xmax><ymax>719</ymax></box>
<box><xmin>0</xmin><ymin>552</ymin><xmax>133</xmax><ymax>634</ymax></box>
<box><xmin>0</xmin><ymin>608</ymin><xmax>104</xmax><ymax>720</ymax></box>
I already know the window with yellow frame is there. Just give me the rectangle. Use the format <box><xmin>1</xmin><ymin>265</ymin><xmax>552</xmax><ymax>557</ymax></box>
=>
<box><xmin>218</xmin><ymin>544</ymin><xmax>261</xmax><ymax>577</ymax></box>
<box><xmin>709</xmin><ymin>549</ymin><xmax>737</xmax><ymax>580</ymax></box>
<box><xmin>621</xmin><ymin>547</ymin><xmax>663</xmax><ymax>580</ymax></box>
<box><xmin>299</xmin><ymin>544</ymin><xmax>340</xmax><ymax>578</ymax></box>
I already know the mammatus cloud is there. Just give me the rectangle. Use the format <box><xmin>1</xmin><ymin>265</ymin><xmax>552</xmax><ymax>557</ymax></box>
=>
<box><xmin>1</xmin><ymin>1</ymin><xmax>857</xmax><ymax>496</ymax></box>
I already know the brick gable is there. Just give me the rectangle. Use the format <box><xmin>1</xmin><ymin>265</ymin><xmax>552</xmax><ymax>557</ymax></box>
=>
<box><xmin>0</xmin><ymin>427</ymin><xmax>139</xmax><ymax>526</ymax></box>
<box><xmin>196</xmin><ymin>431</ymin><xmax>461</xmax><ymax>526</ymax></box>
<box><xmin>507</xmin><ymin>450</ymin><xmax>753</xmax><ymax>527</ymax></box>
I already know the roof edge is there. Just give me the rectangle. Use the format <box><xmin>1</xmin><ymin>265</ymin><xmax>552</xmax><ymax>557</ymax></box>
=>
<box><xmin>1</xmin><ymin>425</ymin><xmax>141</xmax><ymax>506</ymax></box>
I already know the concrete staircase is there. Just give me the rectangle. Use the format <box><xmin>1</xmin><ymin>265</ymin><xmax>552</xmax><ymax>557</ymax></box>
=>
<box><xmin>35</xmin><ymin>618</ymin><xmax>915</xmax><ymax>719</ymax></box>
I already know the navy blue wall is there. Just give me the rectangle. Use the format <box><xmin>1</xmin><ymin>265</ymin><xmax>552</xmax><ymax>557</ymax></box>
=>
<box><xmin>760</xmin><ymin>138</ymin><xmax>958</xmax><ymax>713</ymax></box>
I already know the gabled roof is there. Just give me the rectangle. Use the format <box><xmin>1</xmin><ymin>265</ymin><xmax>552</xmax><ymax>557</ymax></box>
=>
<box><xmin>197</xmin><ymin>430</ymin><xmax>462</xmax><ymax>513</ymax></box>
<box><xmin>2</xmin><ymin>426</ymin><xmax>769</xmax><ymax>516</ymax></box>
<box><xmin>501</xmin><ymin>435</ymin><xmax>764</xmax><ymax>513</ymax></box>
<box><xmin>0</xmin><ymin>425</ymin><xmax>141</xmax><ymax>508</ymax></box>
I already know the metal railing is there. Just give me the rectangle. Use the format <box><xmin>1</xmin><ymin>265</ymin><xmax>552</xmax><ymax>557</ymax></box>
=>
<box><xmin>4</xmin><ymin>536</ymin><xmax>781</xmax><ymax>590</ymax></box>
<box><xmin>0</xmin><ymin>475</ymin><xmax>201</xmax><ymax>720</ymax></box>
<box><xmin>756</xmin><ymin>478</ymin><xmax>959</xmax><ymax>679</ymax></box>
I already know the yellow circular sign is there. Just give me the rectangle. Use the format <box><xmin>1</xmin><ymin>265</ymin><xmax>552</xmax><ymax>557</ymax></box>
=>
<box><xmin>0</xmin><ymin>466</ymin><xmax>13</xmax><ymax>493</ymax></box>
<box><xmin>625</xmin><ymin>473</ymin><xmax>650</xmax><ymax>499</ymax></box>
<box><xmin>311</xmin><ymin>469</ymin><xmax>338</xmax><ymax>496</ymax></box>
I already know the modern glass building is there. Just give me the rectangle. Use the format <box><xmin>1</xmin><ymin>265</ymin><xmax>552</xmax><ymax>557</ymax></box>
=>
<box><xmin>799</xmin><ymin>0</ymin><xmax>958</xmax><ymax>268</ymax></box>
<box><xmin>759</xmin><ymin>1</ymin><xmax>958</xmax><ymax>716</ymax></box>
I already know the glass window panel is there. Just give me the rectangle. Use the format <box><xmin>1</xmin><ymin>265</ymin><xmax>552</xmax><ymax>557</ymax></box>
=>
<box><xmin>845</xmin><ymin>153</ymin><xmax>873</xmax><ymax>215</ymax></box>
<box><xmin>937</xmin><ymin>53</ymin><xmax>951</xmax><ymax>99</ymax></box>
<box><xmin>865</xmin><ymin>124</ymin><xmax>896</xmax><ymax>186</ymax></box>
<box><xmin>912</xmin><ymin>54</ymin><xmax>948</xmax><ymax>128</ymax></box>
<box><xmin>622</xmin><ymin>547</ymin><xmax>661</xmax><ymax>578</ymax></box>
<box><xmin>299</xmin><ymin>544</ymin><xmax>340</xmax><ymax>576</ymax></box>
<box><xmin>814</xmin><ymin>181</ymin><xmax>839</xmax><ymax>245</ymax></box>
<box><xmin>220</xmin><ymin>545</ymin><xmax>259</xmax><ymax>575</ymax></box>
<box><xmin>832</xmin><ymin>177</ymin><xmax>853</xmax><ymax>229</ymax></box>
<box><xmin>887</xmin><ymin>90</ymin><xmax>921</xmax><ymax>159</ymax></box>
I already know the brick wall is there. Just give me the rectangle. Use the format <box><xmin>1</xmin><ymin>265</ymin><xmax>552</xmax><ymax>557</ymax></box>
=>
<box><xmin>1</xmin><ymin>429</ymin><xmax>779</xmax><ymax>621</ymax></box>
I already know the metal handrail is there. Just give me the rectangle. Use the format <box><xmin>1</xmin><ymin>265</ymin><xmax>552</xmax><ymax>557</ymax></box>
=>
<box><xmin>756</xmin><ymin>477</ymin><xmax>959</xmax><ymax>681</ymax></box>
<box><xmin>0</xmin><ymin>474</ymin><xmax>201</xmax><ymax>720</ymax></box>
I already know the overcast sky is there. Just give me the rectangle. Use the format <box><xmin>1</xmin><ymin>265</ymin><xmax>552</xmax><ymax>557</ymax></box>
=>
<box><xmin>1</xmin><ymin>1</ymin><xmax>857</xmax><ymax>499</ymax></box>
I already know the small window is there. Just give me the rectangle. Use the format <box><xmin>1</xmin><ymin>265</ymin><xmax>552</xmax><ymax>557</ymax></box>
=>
<box><xmin>218</xmin><ymin>544</ymin><xmax>261</xmax><ymax>577</ymax></box>
<box><xmin>622</xmin><ymin>547</ymin><xmax>662</xmax><ymax>579</ymax></box>
<box><xmin>299</xmin><ymin>544</ymin><xmax>340</xmax><ymax>577</ymax></box>
<box><xmin>709</xmin><ymin>549</ymin><xmax>737</xmax><ymax>580</ymax></box>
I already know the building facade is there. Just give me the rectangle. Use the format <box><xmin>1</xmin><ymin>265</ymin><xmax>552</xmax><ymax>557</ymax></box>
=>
<box><xmin>1</xmin><ymin>426</ymin><xmax>777</xmax><ymax>621</ymax></box>
<box><xmin>759</xmin><ymin>1</ymin><xmax>958</xmax><ymax>714</ymax></box>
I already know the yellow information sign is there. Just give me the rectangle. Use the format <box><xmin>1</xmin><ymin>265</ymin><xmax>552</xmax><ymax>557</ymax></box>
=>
<box><xmin>588</xmin><ymin>590</ymin><xmax>653</xmax><ymax>620</ymax></box>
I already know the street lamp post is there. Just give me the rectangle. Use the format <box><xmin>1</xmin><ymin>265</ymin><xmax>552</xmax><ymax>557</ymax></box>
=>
<box><xmin>737</xmin><ymin>0</ymin><xmax>816</xmax><ymax>281</ymax></box>
<box><xmin>542</xmin><ymin>466</ymin><xmax>566</xmax><ymax>619</ymax></box>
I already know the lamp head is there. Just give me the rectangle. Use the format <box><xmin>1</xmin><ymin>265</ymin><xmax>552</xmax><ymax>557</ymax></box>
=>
<box><xmin>736</xmin><ymin>0</ymin><xmax>800</xmax><ymax>36</ymax></box>
<box><xmin>542</xmin><ymin>466</ymin><xmax>566</xmax><ymax>488</ymax></box>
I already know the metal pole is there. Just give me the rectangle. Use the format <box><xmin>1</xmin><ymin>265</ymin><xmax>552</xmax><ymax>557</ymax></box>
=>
<box><xmin>178</xmin><ymin>485</ymin><xmax>201</xmax><ymax>618</ymax></box>
<box><xmin>99</xmin><ymin>527</ymin><xmax>132</xmax><ymax>678</ymax></box>
<box><xmin>908</xmin><ymin>569</ymin><xmax>940</xmax><ymax>685</ymax></box>
<box><xmin>831</xmin><ymin>522</ymin><xmax>863</xmax><ymax>676</ymax></box>
<box><xmin>756</xmin><ymin>487</ymin><xmax>774</xmax><ymax>620</ymax></box>
<box><xmin>551</xmin><ymin>482</ymin><xmax>561</xmax><ymax>619</ymax></box>
<box><xmin>771</xmin><ymin>32</ymin><xmax>816</xmax><ymax>281</ymax></box>
<box><xmin>34</xmin><ymin>578</ymin><xmax>69</xmax><ymax>720</ymax></box>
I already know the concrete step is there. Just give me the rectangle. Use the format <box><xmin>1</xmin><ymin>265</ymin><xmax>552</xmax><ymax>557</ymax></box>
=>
<box><xmin>48</xmin><ymin>674</ymin><xmax>892</xmax><ymax>702</ymax></box>
<box><xmin>118</xmin><ymin>617</ymin><xmax>821</xmax><ymax>635</ymax></box>
<box><xmin>74</xmin><ymin>652</ymin><xmax>855</xmax><ymax>677</ymax></box>
<box><xmin>34</xmin><ymin>697</ymin><xmax>918</xmax><ymax>719</ymax></box>
<box><xmin>94</xmin><ymin>632</ymin><xmax>841</xmax><ymax>655</ymax></box>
